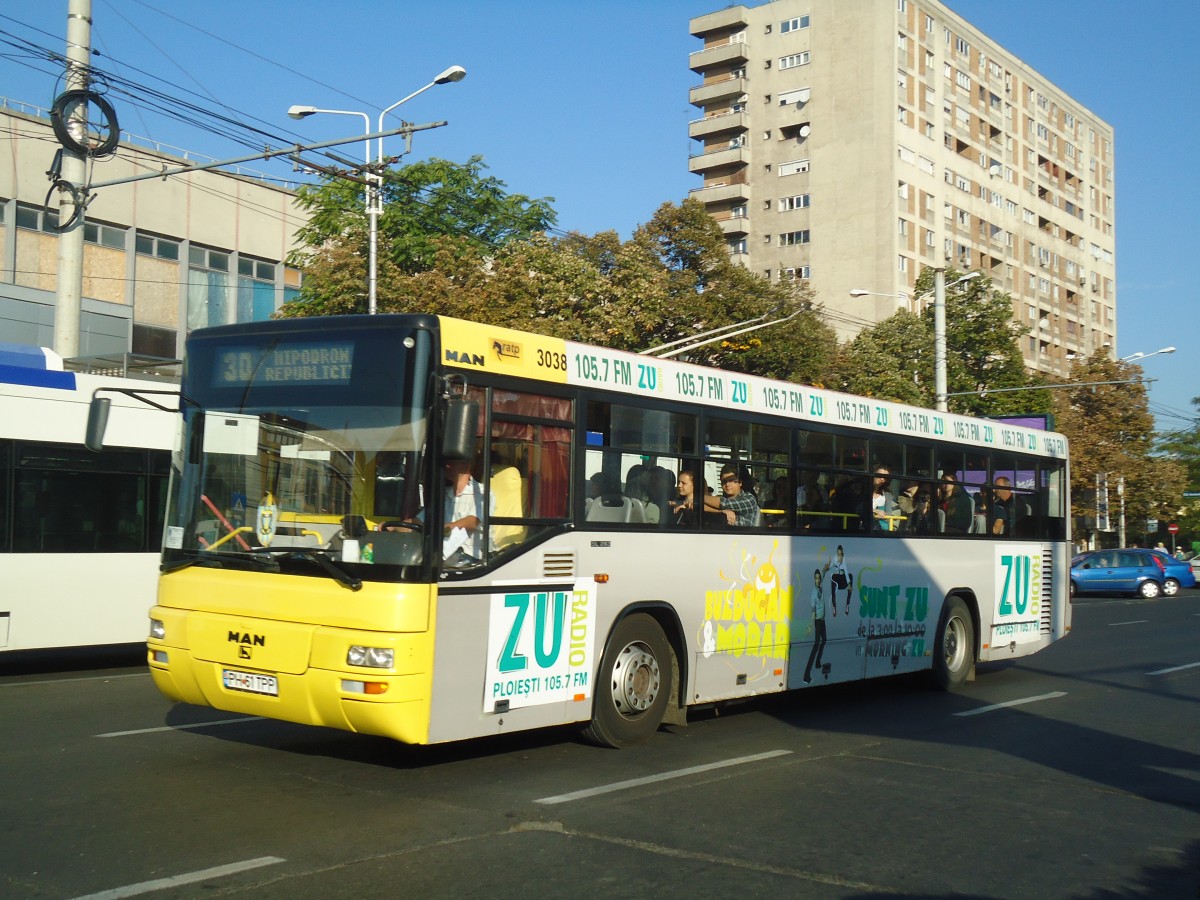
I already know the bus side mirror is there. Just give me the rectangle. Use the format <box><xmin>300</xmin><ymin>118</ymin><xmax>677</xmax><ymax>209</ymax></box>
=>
<box><xmin>443</xmin><ymin>398</ymin><xmax>479</xmax><ymax>461</ymax></box>
<box><xmin>85</xmin><ymin>397</ymin><xmax>112</xmax><ymax>452</ymax></box>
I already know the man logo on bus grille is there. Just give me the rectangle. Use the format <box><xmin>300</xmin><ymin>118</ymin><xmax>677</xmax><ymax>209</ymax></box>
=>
<box><xmin>239</xmin><ymin>645</ymin><xmax>252</xmax><ymax>659</ymax></box>
<box><xmin>229</xmin><ymin>631</ymin><xmax>265</xmax><ymax>647</ymax></box>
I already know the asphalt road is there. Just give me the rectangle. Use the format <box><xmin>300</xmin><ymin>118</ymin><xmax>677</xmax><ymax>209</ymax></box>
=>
<box><xmin>2</xmin><ymin>590</ymin><xmax>1198</xmax><ymax>899</ymax></box>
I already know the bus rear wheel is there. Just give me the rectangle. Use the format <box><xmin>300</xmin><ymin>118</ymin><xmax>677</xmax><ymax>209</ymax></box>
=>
<box><xmin>932</xmin><ymin>596</ymin><xmax>973</xmax><ymax>691</ymax></box>
<box><xmin>583</xmin><ymin>613</ymin><xmax>672</xmax><ymax>748</ymax></box>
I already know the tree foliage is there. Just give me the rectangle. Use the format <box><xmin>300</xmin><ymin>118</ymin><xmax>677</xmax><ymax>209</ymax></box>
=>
<box><xmin>1053</xmin><ymin>352</ymin><xmax>1186</xmax><ymax>530</ymax></box>
<box><xmin>829</xmin><ymin>268</ymin><xmax>1049</xmax><ymax>414</ymax></box>
<box><xmin>285</xmin><ymin>155</ymin><xmax>556</xmax><ymax>314</ymax></box>
<box><xmin>1154</xmin><ymin>397</ymin><xmax>1200</xmax><ymax>551</ymax></box>
<box><xmin>281</xmin><ymin>196</ymin><xmax>837</xmax><ymax>385</ymax></box>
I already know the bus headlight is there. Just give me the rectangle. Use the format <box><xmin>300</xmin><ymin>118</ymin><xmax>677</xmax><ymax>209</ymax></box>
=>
<box><xmin>149</xmin><ymin>618</ymin><xmax>165</xmax><ymax>640</ymax></box>
<box><xmin>347</xmin><ymin>645</ymin><xmax>394</xmax><ymax>669</ymax></box>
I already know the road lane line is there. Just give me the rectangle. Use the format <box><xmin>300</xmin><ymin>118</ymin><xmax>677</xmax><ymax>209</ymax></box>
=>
<box><xmin>534</xmin><ymin>749</ymin><xmax>793</xmax><ymax>805</ymax></box>
<box><xmin>1147</xmin><ymin>661</ymin><xmax>1200</xmax><ymax>676</ymax></box>
<box><xmin>0</xmin><ymin>673</ymin><xmax>149</xmax><ymax>688</ymax></box>
<box><xmin>954</xmin><ymin>691</ymin><xmax>1067</xmax><ymax>717</ymax></box>
<box><xmin>97</xmin><ymin>717</ymin><xmax>264</xmax><ymax>738</ymax></box>
<box><xmin>1107</xmin><ymin>619</ymin><xmax>1147</xmax><ymax>626</ymax></box>
<box><xmin>70</xmin><ymin>856</ymin><xmax>285</xmax><ymax>899</ymax></box>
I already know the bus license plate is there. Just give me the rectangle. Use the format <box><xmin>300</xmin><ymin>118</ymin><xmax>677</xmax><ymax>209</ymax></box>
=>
<box><xmin>222</xmin><ymin>668</ymin><xmax>278</xmax><ymax>696</ymax></box>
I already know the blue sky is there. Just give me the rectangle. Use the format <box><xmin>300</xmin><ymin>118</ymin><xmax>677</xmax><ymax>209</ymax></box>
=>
<box><xmin>1</xmin><ymin>1</ymin><xmax>1195</xmax><ymax>429</ymax></box>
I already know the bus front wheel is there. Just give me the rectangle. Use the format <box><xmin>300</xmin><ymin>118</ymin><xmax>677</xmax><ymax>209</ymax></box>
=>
<box><xmin>583</xmin><ymin>613</ymin><xmax>673</xmax><ymax>748</ymax></box>
<box><xmin>932</xmin><ymin>596</ymin><xmax>974</xmax><ymax>691</ymax></box>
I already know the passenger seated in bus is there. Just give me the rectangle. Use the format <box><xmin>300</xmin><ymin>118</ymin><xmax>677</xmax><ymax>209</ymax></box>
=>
<box><xmin>669</xmin><ymin>469</ymin><xmax>723</xmax><ymax>527</ymax></box>
<box><xmin>868</xmin><ymin>465</ymin><xmax>899</xmax><ymax>531</ymax></box>
<box><xmin>763</xmin><ymin>474</ymin><xmax>792</xmax><ymax>528</ymax></box>
<box><xmin>703</xmin><ymin>463</ymin><xmax>761</xmax><ymax>527</ymax></box>
<box><xmin>896</xmin><ymin>482</ymin><xmax>933</xmax><ymax>534</ymax></box>
<box><xmin>988</xmin><ymin>477</ymin><xmax>1029</xmax><ymax>536</ymax></box>
<box><xmin>938</xmin><ymin>474</ymin><xmax>974</xmax><ymax>534</ymax></box>
<box><xmin>645</xmin><ymin>466</ymin><xmax>676</xmax><ymax>526</ymax></box>
<box><xmin>829</xmin><ymin>476</ymin><xmax>861</xmax><ymax>532</ymax></box>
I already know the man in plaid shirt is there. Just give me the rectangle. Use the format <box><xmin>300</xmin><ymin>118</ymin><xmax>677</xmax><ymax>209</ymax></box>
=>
<box><xmin>704</xmin><ymin>463</ymin><xmax>760</xmax><ymax>527</ymax></box>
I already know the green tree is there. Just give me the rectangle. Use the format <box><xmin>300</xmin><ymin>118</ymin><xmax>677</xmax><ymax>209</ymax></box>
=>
<box><xmin>284</xmin><ymin>155</ymin><xmax>556</xmax><ymax>315</ymax></box>
<box><xmin>1054</xmin><ymin>353</ymin><xmax>1186</xmax><ymax>541</ymax></box>
<box><xmin>828</xmin><ymin>310</ymin><xmax>932</xmax><ymax>404</ymax></box>
<box><xmin>1155</xmin><ymin>397</ymin><xmax>1200</xmax><ymax>551</ymax></box>
<box><xmin>911</xmin><ymin>269</ymin><xmax>1050</xmax><ymax>417</ymax></box>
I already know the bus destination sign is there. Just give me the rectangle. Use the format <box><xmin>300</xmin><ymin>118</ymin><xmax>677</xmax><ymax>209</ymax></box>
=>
<box><xmin>215</xmin><ymin>343</ymin><xmax>355</xmax><ymax>387</ymax></box>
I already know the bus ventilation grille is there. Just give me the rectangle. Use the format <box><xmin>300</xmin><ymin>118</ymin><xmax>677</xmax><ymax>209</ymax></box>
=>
<box><xmin>542</xmin><ymin>551</ymin><xmax>576</xmax><ymax>579</ymax></box>
<box><xmin>1040</xmin><ymin>549</ymin><xmax>1054</xmax><ymax>634</ymax></box>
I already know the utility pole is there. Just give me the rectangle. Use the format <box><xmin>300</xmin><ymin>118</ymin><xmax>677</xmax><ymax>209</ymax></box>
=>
<box><xmin>53</xmin><ymin>0</ymin><xmax>92</xmax><ymax>359</ymax></box>
<box><xmin>933</xmin><ymin>267</ymin><xmax>948</xmax><ymax>412</ymax></box>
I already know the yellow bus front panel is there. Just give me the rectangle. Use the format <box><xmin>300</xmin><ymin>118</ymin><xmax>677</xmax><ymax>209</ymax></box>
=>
<box><xmin>148</xmin><ymin>568</ymin><xmax>438</xmax><ymax>744</ymax></box>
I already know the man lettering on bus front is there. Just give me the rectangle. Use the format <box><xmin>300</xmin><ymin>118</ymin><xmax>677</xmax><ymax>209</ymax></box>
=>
<box><xmin>704</xmin><ymin>463</ymin><xmax>760</xmax><ymax>527</ymax></box>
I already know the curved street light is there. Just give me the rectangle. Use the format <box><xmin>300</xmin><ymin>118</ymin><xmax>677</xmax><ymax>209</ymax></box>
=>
<box><xmin>1120</xmin><ymin>346</ymin><xmax>1175</xmax><ymax>362</ymax></box>
<box><xmin>288</xmin><ymin>65</ymin><xmax>467</xmax><ymax>314</ymax></box>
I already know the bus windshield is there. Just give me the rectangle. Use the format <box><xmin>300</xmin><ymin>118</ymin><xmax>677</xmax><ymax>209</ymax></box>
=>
<box><xmin>162</xmin><ymin>317</ymin><xmax>436</xmax><ymax>583</ymax></box>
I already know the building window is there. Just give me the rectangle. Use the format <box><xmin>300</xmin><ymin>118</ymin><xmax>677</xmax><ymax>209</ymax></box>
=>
<box><xmin>779</xmin><ymin>230</ymin><xmax>810</xmax><ymax>246</ymax></box>
<box><xmin>784</xmin><ymin>266</ymin><xmax>811</xmax><ymax>279</ymax></box>
<box><xmin>780</xmin><ymin>16</ymin><xmax>810</xmax><ymax>33</ymax></box>
<box><xmin>778</xmin><ymin>158</ymin><xmax>810</xmax><ymax>177</ymax></box>
<box><xmin>898</xmin><ymin>255</ymin><xmax>909</xmax><ymax>273</ymax></box>
<box><xmin>779</xmin><ymin>52</ymin><xmax>810</xmax><ymax>70</ymax></box>
<box><xmin>187</xmin><ymin>245</ymin><xmax>231</xmax><ymax>331</ymax></box>
<box><xmin>15</xmin><ymin>203</ymin><xmax>58</xmax><ymax>233</ymax></box>
<box><xmin>135</xmin><ymin>233</ymin><xmax>181</xmax><ymax>261</ymax></box>
<box><xmin>83</xmin><ymin>221</ymin><xmax>125</xmax><ymax>250</ymax></box>
<box><xmin>779</xmin><ymin>194</ymin><xmax>811</xmax><ymax>211</ymax></box>
<box><xmin>237</xmin><ymin>256</ymin><xmax>277</xmax><ymax>323</ymax></box>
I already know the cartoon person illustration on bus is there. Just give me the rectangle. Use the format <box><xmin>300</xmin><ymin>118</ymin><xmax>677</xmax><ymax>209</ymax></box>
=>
<box><xmin>828</xmin><ymin>544</ymin><xmax>853</xmax><ymax>617</ymax></box>
<box><xmin>803</xmin><ymin>564</ymin><xmax>831</xmax><ymax>683</ymax></box>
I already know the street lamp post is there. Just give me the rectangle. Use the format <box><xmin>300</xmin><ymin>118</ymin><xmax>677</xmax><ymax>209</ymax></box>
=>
<box><xmin>288</xmin><ymin>65</ymin><xmax>466</xmax><ymax>315</ymax></box>
<box><xmin>847</xmin><ymin>271</ymin><xmax>980</xmax><ymax>411</ymax></box>
<box><xmin>1120</xmin><ymin>346</ymin><xmax>1176</xmax><ymax>362</ymax></box>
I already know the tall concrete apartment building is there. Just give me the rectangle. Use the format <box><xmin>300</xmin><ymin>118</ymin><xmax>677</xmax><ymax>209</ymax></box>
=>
<box><xmin>688</xmin><ymin>0</ymin><xmax>1116</xmax><ymax>376</ymax></box>
<box><xmin>0</xmin><ymin>103</ymin><xmax>306</xmax><ymax>364</ymax></box>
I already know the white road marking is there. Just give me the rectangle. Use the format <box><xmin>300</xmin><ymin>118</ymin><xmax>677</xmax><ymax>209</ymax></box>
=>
<box><xmin>70</xmin><ymin>856</ymin><xmax>285</xmax><ymax>899</ymax></box>
<box><xmin>97</xmin><ymin>717</ymin><xmax>264</xmax><ymax>738</ymax></box>
<box><xmin>1107</xmin><ymin>619</ymin><xmax>1147</xmax><ymax>627</ymax></box>
<box><xmin>1146</xmin><ymin>661</ymin><xmax>1200</xmax><ymax>676</ymax></box>
<box><xmin>954</xmin><ymin>691</ymin><xmax>1067</xmax><ymax>717</ymax></box>
<box><xmin>534</xmin><ymin>749</ymin><xmax>793</xmax><ymax>805</ymax></box>
<box><xmin>0</xmin><ymin>673</ymin><xmax>149</xmax><ymax>688</ymax></box>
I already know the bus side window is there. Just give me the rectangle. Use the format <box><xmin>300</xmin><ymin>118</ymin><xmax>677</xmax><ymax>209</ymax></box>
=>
<box><xmin>488</xmin><ymin>390</ymin><xmax>573</xmax><ymax>555</ymax></box>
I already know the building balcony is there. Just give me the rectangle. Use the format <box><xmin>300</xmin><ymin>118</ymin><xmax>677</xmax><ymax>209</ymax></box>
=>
<box><xmin>715</xmin><ymin>213</ymin><xmax>750</xmax><ymax>237</ymax></box>
<box><xmin>688</xmin><ymin>110</ymin><xmax>747</xmax><ymax>141</ymax></box>
<box><xmin>688</xmin><ymin>181</ymin><xmax>751</xmax><ymax>205</ymax></box>
<box><xmin>688</xmin><ymin>145</ymin><xmax>749</xmax><ymax>174</ymax></box>
<box><xmin>690</xmin><ymin>8</ymin><xmax>749</xmax><ymax>38</ymax></box>
<box><xmin>689</xmin><ymin>39</ymin><xmax>749</xmax><ymax>73</ymax></box>
<box><xmin>689</xmin><ymin>75</ymin><xmax>748</xmax><ymax>108</ymax></box>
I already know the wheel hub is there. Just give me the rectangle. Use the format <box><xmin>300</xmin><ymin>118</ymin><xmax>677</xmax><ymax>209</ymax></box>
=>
<box><xmin>613</xmin><ymin>641</ymin><xmax>660</xmax><ymax>714</ymax></box>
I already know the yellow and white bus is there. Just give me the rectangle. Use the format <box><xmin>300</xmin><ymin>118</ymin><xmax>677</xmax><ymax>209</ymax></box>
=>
<box><xmin>133</xmin><ymin>314</ymin><xmax>1070</xmax><ymax>746</ymax></box>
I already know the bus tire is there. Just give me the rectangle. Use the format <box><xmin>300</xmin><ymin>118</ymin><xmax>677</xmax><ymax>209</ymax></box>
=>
<box><xmin>932</xmin><ymin>596</ymin><xmax>973</xmax><ymax>692</ymax></box>
<box><xmin>582</xmin><ymin>613</ymin><xmax>673</xmax><ymax>748</ymax></box>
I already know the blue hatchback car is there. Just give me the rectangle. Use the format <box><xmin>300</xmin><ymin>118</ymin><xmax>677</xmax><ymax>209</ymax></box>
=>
<box><xmin>1071</xmin><ymin>548</ymin><xmax>1197</xmax><ymax>598</ymax></box>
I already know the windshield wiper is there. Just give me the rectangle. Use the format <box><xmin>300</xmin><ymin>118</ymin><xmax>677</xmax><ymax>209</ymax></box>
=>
<box><xmin>282</xmin><ymin>549</ymin><xmax>363</xmax><ymax>591</ymax></box>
